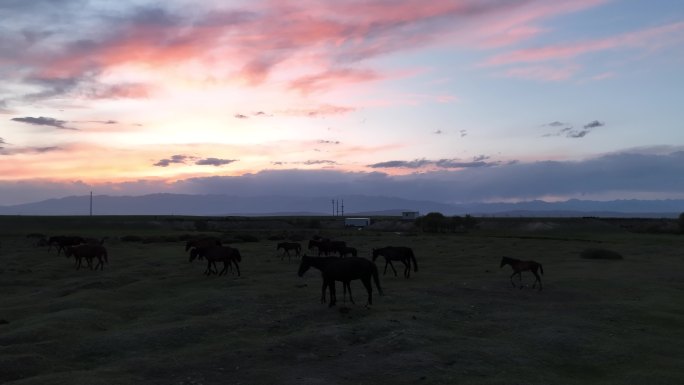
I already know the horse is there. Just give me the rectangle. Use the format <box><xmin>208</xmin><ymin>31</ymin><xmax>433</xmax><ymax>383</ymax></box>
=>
<box><xmin>48</xmin><ymin>235</ymin><xmax>85</xmax><ymax>255</ymax></box>
<box><xmin>276</xmin><ymin>242</ymin><xmax>302</xmax><ymax>260</ymax></box>
<box><xmin>315</xmin><ymin>240</ymin><xmax>347</xmax><ymax>256</ymax></box>
<box><xmin>339</xmin><ymin>246</ymin><xmax>358</xmax><ymax>257</ymax></box>
<box><xmin>185</xmin><ymin>236</ymin><xmax>222</xmax><ymax>252</ymax></box>
<box><xmin>298</xmin><ymin>255</ymin><xmax>383</xmax><ymax>307</ymax></box>
<box><xmin>500</xmin><ymin>256</ymin><xmax>543</xmax><ymax>291</ymax></box>
<box><xmin>297</xmin><ymin>256</ymin><xmax>353</xmax><ymax>304</ymax></box>
<box><xmin>191</xmin><ymin>246</ymin><xmax>241</xmax><ymax>276</ymax></box>
<box><xmin>65</xmin><ymin>244</ymin><xmax>108</xmax><ymax>270</ymax></box>
<box><xmin>372</xmin><ymin>246</ymin><xmax>418</xmax><ymax>278</ymax></box>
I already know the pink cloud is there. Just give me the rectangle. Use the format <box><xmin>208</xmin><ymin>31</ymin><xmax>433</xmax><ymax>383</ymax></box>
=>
<box><xmin>502</xmin><ymin>64</ymin><xmax>580</xmax><ymax>81</ymax></box>
<box><xmin>484</xmin><ymin>21</ymin><xmax>684</xmax><ymax>66</ymax></box>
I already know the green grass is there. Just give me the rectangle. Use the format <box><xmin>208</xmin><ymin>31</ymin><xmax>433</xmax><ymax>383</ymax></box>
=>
<box><xmin>1</xmin><ymin>216</ymin><xmax>683</xmax><ymax>384</ymax></box>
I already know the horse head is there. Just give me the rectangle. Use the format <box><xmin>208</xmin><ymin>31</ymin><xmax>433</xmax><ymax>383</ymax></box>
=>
<box><xmin>185</xmin><ymin>240</ymin><xmax>195</xmax><ymax>252</ymax></box>
<box><xmin>371</xmin><ymin>248</ymin><xmax>380</xmax><ymax>261</ymax></box>
<box><xmin>500</xmin><ymin>256</ymin><xmax>510</xmax><ymax>268</ymax></box>
<box><xmin>298</xmin><ymin>256</ymin><xmax>311</xmax><ymax>277</ymax></box>
<box><xmin>189</xmin><ymin>248</ymin><xmax>199</xmax><ymax>262</ymax></box>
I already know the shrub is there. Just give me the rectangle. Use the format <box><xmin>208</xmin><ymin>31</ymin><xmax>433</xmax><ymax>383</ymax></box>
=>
<box><xmin>679</xmin><ymin>212</ymin><xmax>684</xmax><ymax>234</ymax></box>
<box><xmin>580</xmin><ymin>248</ymin><xmax>623</xmax><ymax>260</ymax></box>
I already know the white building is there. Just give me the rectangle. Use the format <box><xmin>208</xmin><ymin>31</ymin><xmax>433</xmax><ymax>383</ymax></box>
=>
<box><xmin>401</xmin><ymin>211</ymin><xmax>419</xmax><ymax>220</ymax></box>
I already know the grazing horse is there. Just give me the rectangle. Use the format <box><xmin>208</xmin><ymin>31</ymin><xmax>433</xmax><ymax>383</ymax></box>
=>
<box><xmin>65</xmin><ymin>244</ymin><xmax>108</xmax><ymax>270</ymax></box>
<box><xmin>298</xmin><ymin>256</ymin><xmax>383</xmax><ymax>307</ymax></box>
<box><xmin>372</xmin><ymin>246</ymin><xmax>418</xmax><ymax>278</ymax></box>
<box><xmin>500</xmin><ymin>256</ymin><xmax>544</xmax><ymax>291</ymax></box>
<box><xmin>48</xmin><ymin>235</ymin><xmax>85</xmax><ymax>255</ymax></box>
<box><xmin>191</xmin><ymin>246</ymin><xmax>241</xmax><ymax>276</ymax></box>
<box><xmin>276</xmin><ymin>242</ymin><xmax>302</xmax><ymax>260</ymax></box>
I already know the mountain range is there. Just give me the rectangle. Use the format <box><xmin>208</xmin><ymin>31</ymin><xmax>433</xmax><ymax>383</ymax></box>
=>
<box><xmin>0</xmin><ymin>193</ymin><xmax>683</xmax><ymax>217</ymax></box>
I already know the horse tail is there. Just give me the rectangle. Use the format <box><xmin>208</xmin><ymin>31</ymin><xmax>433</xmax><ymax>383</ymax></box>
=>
<box><xmin>539</xmin><ymin>263</ymin><xmax>544</xmax><ymax>275</ymax></box>
<box><xmin>409</xmin><ymin>249</ymin><xmax>418</xmax><ymax>272</ymax></box>
<box><xmin>372</xmin><ymin>263</ymin><xmax>384</xmax><ymax>296</ymax></box>
<box><xmin>103</xmin><ymin>248</ymin><xmax>109</xmax><ymax>264</ymax></box>
<box><xmin>234</xmin><ymin>249</ymin><xmax>242</xmax><ymax>262</ymax></box>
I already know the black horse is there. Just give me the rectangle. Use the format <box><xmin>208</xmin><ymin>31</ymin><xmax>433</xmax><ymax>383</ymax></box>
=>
<box><xmin>308</xmin><ymin>239</ymin><xmax>346</xmax><ymax>256</ymax></box>
<box><xmin>191</xmin><ymin>246</ymin><xmax>241</xmax><ymax>276</ymax></box>
<box><xmin>340</xmin><ymin>246</ymin><xmax>358</xmax><ymax>257</ymax></box>
<box><xmin>276</xmin><ymin>242</ymin><xmax>302</xmax><ymax>260</ymax></box>
<box><xmin>500</xmin><ymin>256</ymin><xmax>543</xmax><ymax>290</ymax></box>
<box><xmin>48</xmin><ymin>235</ymin><xmax>85</xmax><ymax>255</ymax></box>
<box><xmin>298</xmin><ymin>255</ymin><xmax>383</xmax><ymax>307</ymax></box>
<box><xmin>372</xmin><ymin>246</ymin><xmax>418</xmax><ymax>278</ymax></box>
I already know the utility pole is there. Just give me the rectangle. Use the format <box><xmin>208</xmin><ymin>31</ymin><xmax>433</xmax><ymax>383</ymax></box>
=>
<box><xmin>89</xmin><ymin>191</ymin><xmax>93</xmax><ymax>216</ymax></box>
<box><xmin>341</xmin><ymin>199</ymin><xmax>344</xmax><ymax>216</ymax></box>
<box><xmin>331</xmin><ymin>199</ymin><xmax>335</xmax><ymax>216</ymax></box>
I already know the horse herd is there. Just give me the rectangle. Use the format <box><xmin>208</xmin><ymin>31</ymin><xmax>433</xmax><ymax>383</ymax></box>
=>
<box><xmin>35</xmin><ymin>233</ymin><xmax>544</xmax><ymax>308</ymax></box>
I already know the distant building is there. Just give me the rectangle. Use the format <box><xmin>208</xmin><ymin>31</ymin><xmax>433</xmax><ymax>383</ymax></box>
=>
<box><xmin>344</xmin><ymin>217</ymin><xmax>370</xmax><ymax>227</ymax></box>
<box><xmin>402</xmin><ymin>211</ymin><xmax>419</xmax><ymax>220</ymax></box>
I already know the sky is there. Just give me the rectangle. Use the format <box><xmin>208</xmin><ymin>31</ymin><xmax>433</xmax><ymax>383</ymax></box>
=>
<box><xmin>1</xmin><ymin>0</ymin><xmax>684</xmax><ymax>206</ymax></box>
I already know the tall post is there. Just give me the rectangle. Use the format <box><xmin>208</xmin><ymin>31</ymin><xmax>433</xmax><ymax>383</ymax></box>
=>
<box><xmin>332</xmin><ymin>199</ymin><xmax>335</xmax><ymax>216</ymax></box>
<box><xmin>336</xmin><ymin>199</ymin><xmax>339</xmax><ymax>216</ymax></box>
<box><xmin>89</xmin><ymin>191</ymin><xmax>93</xmax><ymax>216</ymax></box>
<box><xmin>341</xmin><ymin>199</ymin><xmax>344</xmax><ymax>216</ymax></box>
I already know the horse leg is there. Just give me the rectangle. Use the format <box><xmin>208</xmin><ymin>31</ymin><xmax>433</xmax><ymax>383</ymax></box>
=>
<box><xmin>532</xmin><ymin>270</ymin><xmax>542</xmax><ymax>291</ymax></box>
<box><xmin>388</xmin><ymin>260</ymin><xmax>398</xmax><ymax>277</ymax></box>
<box><xmin>361</xmin><ymin>277</ymin><xmax>372</xmax><ymax>306</ymax></box>
<box><xmin>219</xmin><ymin>260</ymin><xmax>228</xmax><ymax>276</ymax></box>
<box><xmin>321</xmin><ymin>280</ymin><xmax>327</xmax><ymax>303</ymax></box>
<box><xmin>383</xmin><ymin>260</ymin><xmax>389</xmax><ymax>275</ymax></box>
<box><xmin>233</xmin><ymin>260</ymin><xmax>241</xmax><ymax>276</ymax></box>
<box><xmin>347</xmin><ymin>282</ymin><xmax>355</xmax><ymax>304</ymax></box>
<box><xmin>328</xmin><ymin>279</ymin><xmax>337</xmax><ymax>307</ymax></box>
<box><xmin>403</xmin><ymin>260</ymin><xmax>410</xmax><ymax>278</ymax></box>
<box><xmin>510</xmin><ymin>271</ymin><xmax>518</xmax><ymax>287</ymax></box>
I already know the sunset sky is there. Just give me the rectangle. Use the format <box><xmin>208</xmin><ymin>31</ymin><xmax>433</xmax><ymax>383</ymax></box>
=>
<box><xmin>1</xmin><ymin>0</ymin><xmax>684</xmax><ymax>206</ymax></box>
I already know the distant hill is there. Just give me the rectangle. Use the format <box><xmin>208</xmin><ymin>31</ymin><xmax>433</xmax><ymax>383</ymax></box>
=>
<box><xmin>0</xmin><ymin>193</ymin><xmax>682</xmax><ymax>217</ymax></box>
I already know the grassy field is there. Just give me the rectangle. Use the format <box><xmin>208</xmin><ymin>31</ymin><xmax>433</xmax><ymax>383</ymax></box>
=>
<box><xmin>1</xmin><ymin>216</ymin><xmax>683</xmax><ymax>385</ymax></box>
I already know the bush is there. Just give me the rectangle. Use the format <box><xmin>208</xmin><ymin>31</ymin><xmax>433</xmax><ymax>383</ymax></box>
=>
<box><xmin>679</xmin><ymin>212</ymin><xmax>684</xmax><ymax>234</ymax></box>
<box><xmin>120</xmin><ymin>235</ymin><xmax>142</xmax><ymax>242</ymax></box>
<box><xmin>580</xmin><ymin>248</ymin><xmax>623</xmax><ymax>260</ymax></box>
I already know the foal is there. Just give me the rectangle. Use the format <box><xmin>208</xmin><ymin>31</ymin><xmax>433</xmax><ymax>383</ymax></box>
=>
<box><xmin>500</xmin><ymin>256</ymin><xmax>544</xmax><ymax>291</ymax></box>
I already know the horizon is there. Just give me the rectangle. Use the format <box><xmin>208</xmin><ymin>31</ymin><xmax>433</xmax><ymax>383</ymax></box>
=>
<box><xmin>2</xmin><ymin>1</ymin><xmax>684</xmax><ymax>206</ymax></box>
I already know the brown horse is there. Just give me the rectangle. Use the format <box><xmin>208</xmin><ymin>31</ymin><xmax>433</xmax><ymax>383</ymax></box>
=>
<box><xmin>372</xmin><ymin>246</ymin><xmax>418</xmax><ymax>278</ymax></box>
<box><xmin>65</xmin><ymin>244</ymin><xmax>108</xmax><ymax>270</ymax></box>
<box><xmin>191</xmin><ymin>246</ymin><xmax>241</xmax><ymax>276</ymax></box>
<box><xmin>500</xmin><ymin>256</ymin><xmax>544</xmax><ymax>291</ymax></box>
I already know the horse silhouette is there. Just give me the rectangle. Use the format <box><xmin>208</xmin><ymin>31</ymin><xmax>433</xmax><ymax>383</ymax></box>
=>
<box><xmin>500</xmin><ymin>256</ymin><xmax>543</xmax><ymax>290</ymax></box>
<box><xmin>276</xmin><ymin>242</ymin><xmax>302</xmax><ymax>260</ymax></box>
<box><xmin>65</xmin><ymin>244</ymin><xmax>108</xmax><ymax>270</ymax></box>
<box><xmin>185</xmin><ymin>236</ymin><xmax>222</xmax><ymax>253</ymax></box>
<box><xmin>339</xmin><ymin>246</ymin><xmax>358</xmax><ymax>257</ymax></box>
<box><xmin>311</xmin><ymin>240</ymin><xmax>347</xmax><ymax>256</ymax></box>
<box><xmin>298</xmin><ymin>255</ymin><xmax>382</xmax><ymax>307</ymax></box>
<box><xmin>48</xmin><ymin>236</ymin><xmax>85</xmax><ymax>255</ymax></box>
<box><xmin>372</xmin><ymin>246</ymin><xmax>418</xmax><ymax>278</ymax></box>
<box><xmin>191</xmin><ymin>246</ymin><xmax>241</xmax><ymax>276</ymax></box>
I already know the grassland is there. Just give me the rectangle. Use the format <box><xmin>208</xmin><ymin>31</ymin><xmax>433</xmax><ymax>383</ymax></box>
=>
<box><xmin>1</xmin><ymin>216</ymin><xmax>683</xmax><ymax>385</ymax></box>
